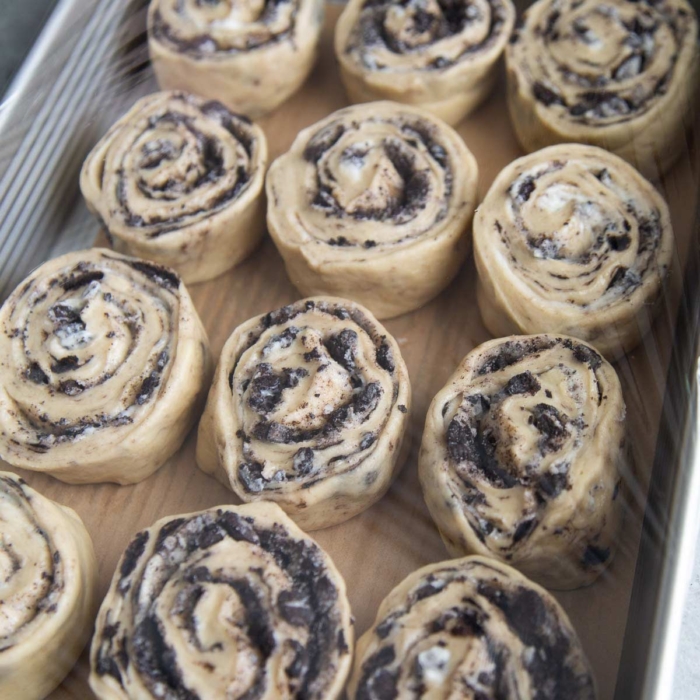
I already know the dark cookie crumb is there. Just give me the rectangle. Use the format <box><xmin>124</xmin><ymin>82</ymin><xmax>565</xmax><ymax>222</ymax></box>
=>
<box><xmin>504</xmin><ymin>371</ymin><xmax>541</xmax><ymax>396</ymax></box>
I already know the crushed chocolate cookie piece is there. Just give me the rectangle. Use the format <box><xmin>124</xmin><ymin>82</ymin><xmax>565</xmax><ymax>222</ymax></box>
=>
<box><xmin>356</xmin><ymin>646</ymin><xmax>398</xmax><ymax>700</ymax></box>
<box><xmin>263</xmin><ymin>304</ymin><xmax>299</xmax><ymax>328</ymax></box>
<box><xmin>26</xmin><ymin>362</ymin><xmax>49</xmax><ymax>385</ymax></box>
<box><xmin>446</xmin><ymin>418</ymin><xmax>517</xmax><ymax>488</ymax></box>
<box><xmin>512</xmin><ymin>518</ymin><xmax>537</xmax><ymax>544</ymax></box>
<box><xmin>328</xmin><ymin>236</ymin><xmax>351</xmax><ymax>246</ymax></box>
<box><xmin>376</xmin><ymin>340</ymin><xmax>395</xmax><ymax>372</ymax></box>
<box><xmin>562</xmin><ymin>339</ymin><xmax>602</xmax><ymax>371</ymax></box>
<box><xmin>293</xmin><ymin>448</ymin><xmax>315</xmax><ymax>475</ymax></box>
<box><xmin>360</xmin><ymin>433</ymin><xmax>376</xmax><ymax>450</ymax></box>
<box><xmin>48</xmin><ymin>304</ymin><xmax>82</xmax><ymax>326</ymax></box>
<box><xmin>532</xmin><ymin>81</ymin><xmax>564</xmax><ymax>106</ymax></box>
<box><xmin>478</xmin><ymin>338</ymin><xmax>555</xmax><ymax>375</ymax></box>
<box><xmin>529</xmin><ymin>404</ymin><xmax>569</xmax><ymax>453</ymax></box>
<box><xmin>504</xmin><ymin>371</ymin><xmax>541</xmax><ymax>396</ymax></box>
<box><xmin>325</xmin><ymin>329</ymin><xmax>358</xmax><ymax>372</ymax></box>
<box><xmin>239</xmin><ymin>461</ymin><xmax>266</xmax><ymax>493</ymax></box>
<box><xmin>119</xmin><ymin>531</ymin><xmax>149</xmax><ymax>589</ymax></box>
<box><xmin>303</xmin><ymin>123</ymin><xmax>345</xmax><ymax>163</ymax></box>
<box><xmin>538</xmin><ymin>466</ymin><xmax>570</xmax><ymax>498</ymax></box>
<box><xmin>607</xmin><ymin>233</ymin><xmax>631</xmax><ymax>251</ymax></box>
<box><xmin>61</xmin><ymin>270</ymin><xmax>104</xmax><ymax>292</ymax></box>
<box><xmin>127</xmin><ymin>260</ymin><xmax>179</xmax><ymax>289</ymax></box>
<box><xmin>514</xmin><ymin>176</ymin><xmax>536</xmax><ymax>202</ymax></box>
<box><xmin>582</xmin><ymin>544</ymin><xmax>610</xmax><ymax>567</ymax></box>
<box><xmin>57</xmin><ymin>379</ymin><xmax>85</xmax><ymax>396</ymax></box>
<box><xmin>278</xmin><ymin>589</ymin><xmax>314</xmax><ymax>626</ymax></box>
<box><xmin>50</xmin><ymin>355</ymin><xmax>81</xmax><ymax>374</ymax></box>
<box><xmin>247</xmin><ymin>363</ymin><xmax>307</xmax><ymax>415</ymax></box>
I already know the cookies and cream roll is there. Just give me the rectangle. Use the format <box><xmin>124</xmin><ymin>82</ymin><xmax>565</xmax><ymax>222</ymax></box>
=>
<box><xmin>419</xmin><ymin>335</ymin><xmax>625</xmax><ymax>590</ymax></box>
<box><xmin>266</xmin><ymin>102</ymin><xmax>478</xmax><ymax>319</ymax></box>
<box><xmin>197</xmin><ymin>297</ymin><xmax>411</xmax><ymax>530</ymax></box>
<box><xmin>473</xmin><ymin>144</ymin><xmax>674</xmax><ymax>357</ymax></box>
<box><xmin>0</xmin><ymin>471</ymin><xmax>98</xmax><ymax>700</ymax></box>
<box><xmin>80</xmin><ymin>91</ymin><xmax>267</xmax><ymax>285</ymax></box>
<box><xmin>348</xmin><ymin>556</ymin><xmax>596</xmax><ymax>699</ymax></box>
<box><xmin>90</xmin><ymin>502</ymin><xmax>353</xmax><ymax>700</ymax></box>
<box><xmin>147</xmin><ymin>0</ymin><xmax>324</xmax><ymax>118</ymax></box>
<box><xmin>0</xmin><ymin>249</ymin><xmax>211</xmax><ymax>485</ymax></box>
<box><xmin>335</xmin><ymin>0</ymin><xmax>516</xmax><ymax>125</ymax></box>
<box><xmin>506</xmin><ymin>0</ymin><xmax>700</xmax><ymax>176</ymax></box>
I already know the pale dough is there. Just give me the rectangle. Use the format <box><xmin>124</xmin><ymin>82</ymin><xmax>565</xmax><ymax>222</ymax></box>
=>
<box><xmin>148</xmin><ymin>0</ymin><xmax>324</xmax><ymax>118</ymax></box>
<box><xmin>349</xmin><ymin>556</ymin><xmax>596</xmax><ymax>698</ymax></box>
<box><xmin>81</xmin><ymin>91</ymin><xmax>268</xmax><ymax>285</ymax></box>
<box><xmin>419</xmin><ymin>334</ymin><xmax>625</xmax><ymax>590</ymax></box>
<box><xmin>473</xmin><ymin>144</ymin><xmax>674</xmax><ymax>358</ymax></box>
<box><xmin>90</xmin><ymin>502</ymin><xmax>353</xmax><ymax>700</ymax></box>
<box><xmin>196</xmin><ymin>296</ymin><xmax>411</xmax><ymax>530</ymax></box>
<box><xmin>266</xmin><ymin>101</ymin><xmax>478</xmax><ymax>319</ymax></box>
<box><xmin>0</xmin><ymin>471</ymin><xmax>98</xmax><ymax>700</ymax></box>
<box><xmin>0</xmin><ymin>248</ymin><xmax>212</xmax><ymax>484</ymax></box>
<box><xmin>336</xmin><ymin>0</ymin><xmax>515</xmax><ymax>124</ymax></box>
<box><xmin>505</xmin><ymin>0</ymin><xmax>700</xmax><ymax>177</ymax></box>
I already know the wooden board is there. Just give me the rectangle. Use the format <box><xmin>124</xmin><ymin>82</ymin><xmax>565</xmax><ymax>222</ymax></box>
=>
<box><xmin>7</xmin><ymin>5</ymin><xmax>698</xmax><ymax>698</ymax></box>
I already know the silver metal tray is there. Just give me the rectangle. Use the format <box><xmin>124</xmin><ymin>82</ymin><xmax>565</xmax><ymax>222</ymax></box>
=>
<box><xmin>0</xmin><ymin>1</ymin><xmax>699</xmax><ymax>698</ymax></box>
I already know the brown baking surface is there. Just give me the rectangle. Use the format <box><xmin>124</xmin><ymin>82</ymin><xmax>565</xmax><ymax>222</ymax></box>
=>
<box><xmin>7</xmin><ymin>5</ymin><xmax>698</xmax><ymax>699</ymax></box>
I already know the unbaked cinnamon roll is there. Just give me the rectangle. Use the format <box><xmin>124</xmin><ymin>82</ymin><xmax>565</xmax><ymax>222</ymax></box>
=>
<box><xmin>90</xmin><ymin>502</ymin><xmax>353</xmax><ymax>700</ymax></box>
<box><xmin>266</xmin><ymin>102</ymin><xmax>478</xmax><ymax>319</ymax></box>
<box><xmin>80</xmin><ymin>91</ymin><xmax>267</xmax><ymax>285</ymax></box>
<box><xmin>197</xmin><ymin>297</ymin><xmax>411</xmax><ymax>530</ymax></box>
<box><xmin>335</xmin><ymin>0</ymin><xmax>516</xmax><ymax>124</ymax></box>
<box><xmin>419</xmin><ymin>334</ymin><xmax>625</xmax><ymax>590</ymax></box>
<box><xmin>349</xmin><ymin>556</ymin><xmax>596</xmax><ymax>699</ymax></box>
<box><xmin>0</xmin><ymin>249</ymin><xmax>211</xmax><ymax>484</ymax></box>
<box><xmin>473</xmin><ymin>144</ymin><xmax>674</xmax><ymax>357</ymax></box>
<box><xmin>506</xmin><ymin>0</ymin><xmax>700</xmax><ymax>176</ymax></box>
<box><xmin>147</xmin><ymin>0</ymin><xmax>324</xmax><ymax>118</ymax></box>
<box><xmin>0</xmin><ymin>471</ymin><xmax>98</xmax><ymax>700</ymax></box>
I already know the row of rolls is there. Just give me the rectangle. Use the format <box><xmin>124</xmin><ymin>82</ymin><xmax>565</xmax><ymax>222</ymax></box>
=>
<box><xmin>80</xmin><ymin>88</ymin><xmax>676</xmax><ymax>355</ymax></box>
<box><xmin>145</xmin><ymin>0</ymin><xmax>700</xmax><ymax>177</ymax></box>
<box><xmin>2</xmin><ymin>470</ymin><xmax>600</xmax><ymax>700</ymax></box>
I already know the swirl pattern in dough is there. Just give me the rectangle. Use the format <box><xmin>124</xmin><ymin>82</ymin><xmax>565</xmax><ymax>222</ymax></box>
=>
<box><xmin>506</xmin><ymin>0</ymin><xmax>700</xmax><ymax>175</ymax></box>
<box><xmin>0</xmin><ymin>249</ymin><xmax>211</xmax><ymax>484</ymax></box>
<box><xmin>197</xmin><ymin>297</ymin><xmax>411</xmax><ymax>530</ymax></box>
<box><xmin>348</xmin><ymin>556</ymin><xmax>596</xmax><ymax>699</ymax></box>
<box><xmin>90</xmin><ymin>502</ymin><xmax>353</xmax><ymax>700</ymax></box>
<box><xmin>419</xmin><ymin>334</ymin><xmax>625</xmax><ymax>589</ymax></box>
<box><xmin>335</xmin><ymin>0</ymin><xmax>516</xmax><ymax>124</ymax></box>
<box><xmin>473</xmin><ymin>144</ymin><xmax>674</xmax><ymax>357</ymax></box>
<box><xmin>148</xmin><ymin>0</ymin><xmax>324</xmax><ymax>117</ymax></box>
<box><xmin>81</xmin><ymin>91</ymin><xmax>268</xmax><ymax>285</ymax></box>
<box><xmin>0</xmin><ymin>471</ymin><xmax>98</xmax><ymax>700</ymax></box>
<box><xmin>266</xmin><ymin>102</ymin><xmax>478</xmax><ymax>319</ymax></box>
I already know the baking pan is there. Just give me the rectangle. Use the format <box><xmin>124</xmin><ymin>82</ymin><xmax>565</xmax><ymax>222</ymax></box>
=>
<box><xmin>0</xmin><ymin>0</ymin><xmax>698</xmax><ymax>698</ymax></box>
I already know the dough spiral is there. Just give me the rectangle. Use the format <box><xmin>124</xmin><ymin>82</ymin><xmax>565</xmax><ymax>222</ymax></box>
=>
<box><xmin>0</xmin><ymin>471</ymin><xmax>98</xmax><ymax>700</ymax></box>
<box><xmin>473</xmin><ymin>144</ymin><xmax>674</xmax><ymax>357</ymax></box>
<box><xmin>506</xmin><ymin>0</ymin><xmax>700</xmax><ymax>175</ymax></box>
<box><xmin>0</xmin><ymin>249</ymin><xmax>211</xmax><ymax>484</ymax></box>
<box><xmin>148</xmin><ymin>0</ymin><xmax>324</xmax><ymax>117</ymax></box>
<box><xmin>266</xmin><ymin>102</ymin><xmax>478</xmax><ymax>319</ymax></box>
<box><xmin>419</xmin><ymin>334</ymin><xmax>625</xmax><ymax>589</ymax></box>
<box><xmin>335</xmin><ymin>0</ymin><xmax>516</xmax><ymax>124</ymax></box>
<box><xmin>197</xmin><ymin>296</ymin><xmax>411</xmax><ymax>530</ymax></box>
<box><xmin>90</xmin><ymin>502</ymin><xmax>353</xmax><ymax>700</ymax></box>
<box><xmin>349</xmin><ymin>556</ymin><xmax>596</xmax><ymax>699</ymax></box>
<box><xmin>81</xmin><ymin>91</ymin><xmax>268</xmax><ymax>285</ymax></box>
